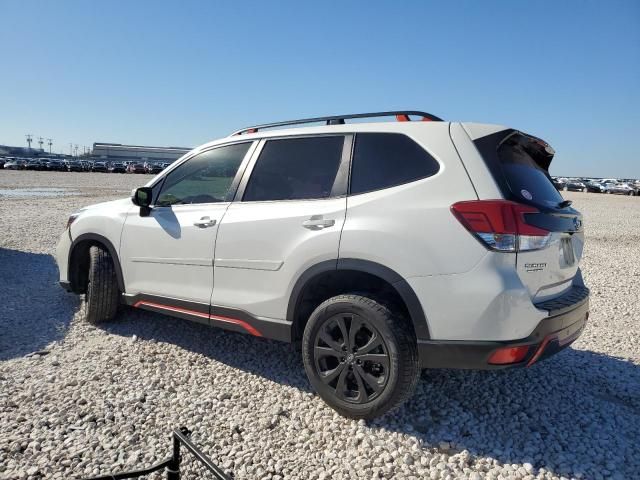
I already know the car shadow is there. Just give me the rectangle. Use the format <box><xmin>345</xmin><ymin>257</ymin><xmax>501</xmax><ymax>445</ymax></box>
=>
<box><xmin>105</xmin><ymin>307</ymin><xmax>312</xmax><ymax>392</ymax></box>
<box><xmin>0</xmin><ymin>248</ymin><xmax>79</xmax><ymax>361</ymax></box>
<box><xmin>104</xmin><ymin>309</ymin><xmax>639</xmax><ymax>478</ymax></box>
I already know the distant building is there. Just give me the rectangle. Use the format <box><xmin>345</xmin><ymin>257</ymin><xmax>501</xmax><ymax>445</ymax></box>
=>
<box><xmin>91</xmin><ymin>143</ymin><xmax>192</xmax><ymax>164</ymax></box>
<box><xmin>0</xmin><ymin>144</ymin><xmax>55</xmax><ymax>158</ymax></box>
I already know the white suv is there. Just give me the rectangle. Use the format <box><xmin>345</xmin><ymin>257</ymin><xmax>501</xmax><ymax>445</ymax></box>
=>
<box><xmin>56</xmin><ymin>111</ymin><xmax>589</xmax><ymax>419</ymax></box>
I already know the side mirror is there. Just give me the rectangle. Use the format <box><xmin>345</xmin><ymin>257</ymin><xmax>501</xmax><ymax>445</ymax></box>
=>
<box><xmin>131</xmin><ymin>187</ymin><xmax>153</xmax><ymax>216</ymax></box>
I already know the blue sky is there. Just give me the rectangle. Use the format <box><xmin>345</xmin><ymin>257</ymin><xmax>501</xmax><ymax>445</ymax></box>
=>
<box><xmin>1</xmin><ymin>1</ymin><xmax>638</xmax><ymax>177</ymax></box>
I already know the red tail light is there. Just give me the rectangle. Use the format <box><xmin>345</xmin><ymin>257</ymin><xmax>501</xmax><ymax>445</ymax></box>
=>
<box><xmin>451</xmin><ymin>200</ymin><xmax>551</xmax><ymax>252</ymax></box>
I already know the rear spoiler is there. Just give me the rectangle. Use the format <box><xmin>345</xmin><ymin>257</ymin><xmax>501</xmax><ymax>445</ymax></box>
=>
<box><xmin>500</xmin><ymin>131</ymin><xmax>555</xmax><ymax>172</ymax></box>
<box><xmin>462</xmin><ymin>123</ymin><xmax>555</xmax><ymax>172</ymax></box>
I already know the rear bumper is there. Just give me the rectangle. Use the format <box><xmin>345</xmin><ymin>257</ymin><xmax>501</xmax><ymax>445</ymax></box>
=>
<box><xmin>418</xmin><ymin>287</ymin><xmax>589</xmax><ymax>369</ymax></box>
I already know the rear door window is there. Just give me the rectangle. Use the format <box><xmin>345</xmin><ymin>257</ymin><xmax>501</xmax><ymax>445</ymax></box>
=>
<box><xmin>243</xmin><ymin>136</ymin><xmax>345</xmax><ymax>201</ymax></box>
<box><xmin>350</xmin><ymin>133</ymin><xmax>440</xmax><ymax>195</ymax></box>
<box><xmin>497</xmin><ymin>134</ymin><xmax>563</xmax><ymax>208</ymax></box>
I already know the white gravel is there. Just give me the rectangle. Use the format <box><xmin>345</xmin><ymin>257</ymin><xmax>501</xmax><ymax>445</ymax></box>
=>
<box><xmin>1</xmin><ymin>171</ymin><xmax>638</xmax><ymax>480</ymax></box>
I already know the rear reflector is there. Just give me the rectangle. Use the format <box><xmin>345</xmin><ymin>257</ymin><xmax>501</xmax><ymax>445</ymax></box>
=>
<box><xmin>488</xmin><ymin>345</ymin><xmax>530</xmax><ymax>365</ymax></box>
<box><xmin>451</xmin><ymin>200</ymin><xmax>551</xmax><ymax>252</ymax></box>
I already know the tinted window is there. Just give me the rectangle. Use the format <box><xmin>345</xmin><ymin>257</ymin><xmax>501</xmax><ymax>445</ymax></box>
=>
<box><xmin>156</xmin><ymin>143</ymin><xmax>250</xmax><ymax>206</ymax></box>
<box><xmin>351</xmin><ymin>133</ymin><xmax>440</xmax><ymax>194</ymax></box>
<box><xmin>243</xmin><ymin>136</ymin><xmax>344</xmax><ymax>201</ymax></box>
<box><xmin>497</xmin><ymin>135</ymin><xmax>563</xmax><ymax>208</ymax></box>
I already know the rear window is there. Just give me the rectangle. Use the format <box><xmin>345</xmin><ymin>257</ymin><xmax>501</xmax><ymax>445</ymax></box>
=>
<box><xmin>497</xmin><ymin>134</ymin><xmax>563</xmax><ymax>208</ymax></box>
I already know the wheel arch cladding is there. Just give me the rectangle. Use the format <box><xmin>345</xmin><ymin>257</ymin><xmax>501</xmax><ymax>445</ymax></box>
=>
<box><xmin>287</xmin><ymin>258</ymin><xmax>430</xmax><ymax>341</ymax></box>
<box><xmin>68</xmin><ymin>233</ymin><xmax>125</xmax><ymax>293</ymax></box>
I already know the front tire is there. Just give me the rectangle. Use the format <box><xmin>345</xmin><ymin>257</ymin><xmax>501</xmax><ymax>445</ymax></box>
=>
<box><xmin>84</xmin><ymin>245</ymin><xmax>119</xmax><ymax>324</ymax></box>
<box><xmin>302</xmin><ymin>294</ymin><xmax>419</xmax><ymax>419</ymax></box>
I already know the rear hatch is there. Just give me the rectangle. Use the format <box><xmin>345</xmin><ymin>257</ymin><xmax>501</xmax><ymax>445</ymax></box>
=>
<box><xmin>473</xmin><ymin>129</ymin><xmax>584</xmax><ymax>303</ymax></box>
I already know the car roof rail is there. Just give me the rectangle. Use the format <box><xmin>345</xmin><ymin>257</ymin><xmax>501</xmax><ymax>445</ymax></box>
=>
<box><xmin>230</xmin><ymin>110</ymin><xmax>444</xmax><ymax>136</ymax></box>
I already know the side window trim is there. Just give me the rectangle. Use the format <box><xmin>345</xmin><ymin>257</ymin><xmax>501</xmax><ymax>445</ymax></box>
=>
<box><xmin>233</xmin><ymin>133</ymin><xmax>352</xmax><ymax>203</ymax></box>
<box><xmin>151</xmin><ymin>141</ymin><xmax>257</xmax><ymax>207</ymax></box>
<box><xmin>233</xmin><ymin>139</ymin><xmax>265</xmax><ymax>202</ymax></box>
<box><xmin>224</xmin><ymin>141</ymin><xmax>259</xmax><ymax>202</ymax></box>
<box><xmin>331</xmin><ymin>134</ymin><xmax>353</xmax><ymax>198</ymax></box>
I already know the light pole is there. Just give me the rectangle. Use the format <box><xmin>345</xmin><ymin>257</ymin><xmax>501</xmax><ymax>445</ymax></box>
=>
<box><xmin>47</xmin><ymin>139</ymin><xmax>53</xmax><ymax>154</ymax></box>
<box><xmin>26</xmin><ymin>134</ymin><xmax>33</xmax><ymax>150</ymax></box>
<box><xmin>38</xmin><ymin>137</ymin><xmax>44</xmax><ymax>151</ymax></box>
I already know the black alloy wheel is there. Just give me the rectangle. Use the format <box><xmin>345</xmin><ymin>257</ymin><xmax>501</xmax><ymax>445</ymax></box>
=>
<box><xmin>302</xmin><ymin>294</ymin><xmax>419</xmax><ymax>419</ymax></box>
<box><xmin>313</xmin><ymin>312</ymin><xmax>390</xmax><ymax>404</ymax></box>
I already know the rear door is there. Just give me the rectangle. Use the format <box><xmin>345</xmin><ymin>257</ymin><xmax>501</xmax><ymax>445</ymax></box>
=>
<box><xmin>473</xmin><ymin>129</ymin><xmax>584</xmax><ymax>302</ymax></box>
<box><xmin>212</xmin><ymin>134</ymin><xmax>350</xmax><ymax>321</ymax></box>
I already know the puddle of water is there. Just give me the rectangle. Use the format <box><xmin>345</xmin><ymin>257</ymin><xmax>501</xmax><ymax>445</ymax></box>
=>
<box><xmin>0</xmin><ymin>188</ymin><xmax>80</xmax><ymax>198</ymax></box>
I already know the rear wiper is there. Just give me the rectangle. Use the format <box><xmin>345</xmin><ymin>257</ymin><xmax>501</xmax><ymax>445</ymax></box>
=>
<box><xmin>558</xmin><ymin>199</ymin><xmax>572</xmax><ymax>208</ymax></box>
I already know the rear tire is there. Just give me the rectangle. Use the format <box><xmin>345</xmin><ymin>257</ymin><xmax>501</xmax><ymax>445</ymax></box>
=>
<box><xmin>84</xmin><ymin>245</ymin><xmax>119</xmax><ymax>324</ymax></box>
<box><xmin>302</xmin><ymin>294</ymin><xmax>419</xmax><ymax>419</ymax></box>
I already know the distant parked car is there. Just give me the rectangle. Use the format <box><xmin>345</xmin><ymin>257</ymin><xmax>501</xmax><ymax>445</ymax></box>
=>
<box><xmin>604</xmin><ymin>183</ymin><xmax>635</xmax><ymax>196</ymax></box>
<box><xmin>92</xmin><ymin>162</ymin><xmax>109</xmax><ymax>173</ymax></box>
<box><xmin>35</xmin><ymin>160</ymin><xmax>50</xmax><ymax>171</ymax></box>
<box><xmin>586</xmin><ymin>182</ymin><xmax>607</xmax><ymax>193</ymax></box>
<box><xmin>127</xmin><ymin>163</ymin><xmax>146</xmax><ymax>174</ymax></box>
<box><xmin>67</xmin><ymin>161</ymin><xmax>83</xmax><ymax>172</ymax></box>
<box><xmin>564</xmin><ymin>180</ymin><xmax>587</xmax><ymax>192</ymax></box>
<box><xmin>46</xmin><ymin>160</ymin><xmax>66</xmax><ymax>171</ymax></box>
<box><xmin>109</xmin><ymin>162</ymin><xmax>127</xmax><ymax>173</ymax></box>
<box><xmin>144</xmin><ymin>162</ymin><xmax>163</xmax><ymax>174</ymax></box>
<box><xmin>552</xmin><ymin>177</ymin><xmax>566</xmax><ymax>190</ymax></box>
<box><xmin>3</xmin><ymin>160</ymin><xmax>21</xmax><ymax>170</ymax></box>
<box><xmin>25</xmin><ymin>159</ymin><xmax>42</xmax><ymax>170</ymax></box>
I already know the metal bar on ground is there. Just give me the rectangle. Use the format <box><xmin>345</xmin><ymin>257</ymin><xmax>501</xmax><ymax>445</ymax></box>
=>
<box><xmin>80</xmin><ymin>457</ymin><xmax>173</xmax><ymax>480</ymax></box>
<box><xmin>173</xmin><ymin>428</ymin><xmax>232</xmax><ymax>480</ymax></box>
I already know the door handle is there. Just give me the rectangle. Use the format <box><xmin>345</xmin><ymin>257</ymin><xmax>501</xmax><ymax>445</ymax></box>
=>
<box><xmin>194</xmin><ymin>217</ymin><xmax>217</xmax><ymax>228</ymax></box>
<box><xmin>302</xmin><ymin>216</ymin><xmax>335</xmax><ymax>230</ymax></box>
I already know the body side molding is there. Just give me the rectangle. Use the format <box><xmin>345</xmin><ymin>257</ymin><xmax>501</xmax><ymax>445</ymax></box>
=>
<box><xmin>123</xmin><ymin>293</ymin><xmax>291</xmax><ymax>342</ymax></box>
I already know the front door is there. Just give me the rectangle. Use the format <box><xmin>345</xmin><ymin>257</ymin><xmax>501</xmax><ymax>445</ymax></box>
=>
<box><xmin>120</xmin><ymin>142</ymin><xmax>255</xmax><ymax>311</ymax></box>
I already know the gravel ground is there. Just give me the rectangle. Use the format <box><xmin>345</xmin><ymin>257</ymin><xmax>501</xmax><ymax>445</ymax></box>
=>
<box><xmin>0</xmin><ymin>170</ymin><xmax>638</xmax><ymax>480</ymax></box>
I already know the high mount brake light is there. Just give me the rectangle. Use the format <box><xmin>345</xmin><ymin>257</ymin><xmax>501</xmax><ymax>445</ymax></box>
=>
<box><xmin>451</xmin><ymin>200</ymin><xmax>551</xmax><ymax>252</ymax></box>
